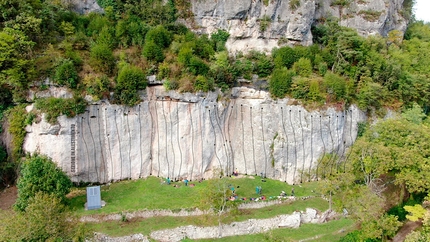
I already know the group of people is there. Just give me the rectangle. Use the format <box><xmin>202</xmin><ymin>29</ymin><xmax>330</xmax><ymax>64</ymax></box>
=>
<box><xmin>165</xmin><ymin>177</ymin><xmax>198</xmax><ymax>187</ymax></box>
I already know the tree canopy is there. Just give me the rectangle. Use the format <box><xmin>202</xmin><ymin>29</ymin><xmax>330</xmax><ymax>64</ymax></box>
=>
<box><xmin>15</xmin><ymin>155</ymin><xmax>73</xmax><ymax>211</ymax></box>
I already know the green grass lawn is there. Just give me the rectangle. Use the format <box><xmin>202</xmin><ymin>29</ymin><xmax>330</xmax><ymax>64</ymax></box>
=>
<box><xmin>85</xmin><ymin>197</ymin><xmax>329</xmax><ymax>237</ymax></box>
<box><xmin>69</xmin><ymin>176</ymin><xmax>321</xmax><ymax>215</ymax></box>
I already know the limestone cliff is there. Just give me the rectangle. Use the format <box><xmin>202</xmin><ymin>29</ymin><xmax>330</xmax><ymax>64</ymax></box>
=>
<box><xmin>23</xmin><ymin>87</ymin><xmax>365</xmax><ymax>184</ymax></box>
<box><xmin>187</xmin><ymin>0</ymin><xmax>407</xmax><ymax>53</ymax></box>
<box><xmin>68</xmin><ymin>0</ymin><xmax>408</xmax><ymax>53</ymax></box>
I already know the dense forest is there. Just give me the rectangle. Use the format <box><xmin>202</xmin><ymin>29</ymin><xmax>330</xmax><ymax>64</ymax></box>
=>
<box><xmin>1</xmin><ymin>0</ymin><xmax>430</xmax><ymax>241</ymax></box>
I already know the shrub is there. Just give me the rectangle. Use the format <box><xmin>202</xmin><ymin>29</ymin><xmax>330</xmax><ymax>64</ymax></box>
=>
<box><xmin>142</xmin><ymin>40</ymin><xmax>164</xmax><ymax>63</ymax></box>
<box><xmin>83</xmin><ymin>74</ymin><xmax>111</xmax><ymax>100</ymax></box>
<box><xmin>273</xmin><ymin>46</ymin><xmax>298</xmax><ymax>69</ymax></box>
<box><xmin>15</xmin><ymin>155</ymin><xmax>73</xmax><ymax>212</ymax></box>
<box><xmin>163</xmin><ymin>79</ymin><xmax>179</xmax><ymax>91</ymax></box>
<box><xmin>194</xmin><ymin>75</ymin><xmax>214</xmax><ymax>92</ymax></box>
<box><xmin>90</xmin><ymin>43</ymin><xmax>115</xmax><ymax>73</ymax></box>
<box><xmin>254</xmin><ymin>55</ymin><xmax>273</xmax><ymax>78</ymax></box>
<box><xmin>269</xmin><ymin>68</ymin><xmax>295</xmax><ymax>98</ymax></box>
<box><xmin>188</xmin><ymin>56</ymin><xmax>209</xmax><ymax>76</ymax></box>
<box><xmin>211</xmin><ymin>29</ymin><xmax>230</xmax><ymax>51</ymax></box>
<box><xmin>291</xmin><ymin>77</ymin><xmax>311</xmax><ymax>99</ymax></box>
<box><xmin>54</xmin><ymin>59</ymin><xmax>78</xmax><ymax>88</ymax></box>
<box><xmin>293</xmin><ymin>57</ymin><xmax>313</xmax><ymax>77</ymax></box>
<box><xmin>5</xmin><ymin>105</ymin><xmax>27</xmax><ymax>161</ymax></box>
<box><xmin>145</xmin><ymin>25</ymin><xmax>172</xmax><ymax>48</ymax></box>
<box><xmin>35</xmin><ymin>97</ymin><xmax>87</xmax><ymax>124</ymax></box>
<box><xmin>323</xmin><ymin>71</ymin><xmax>347</xmax><ymax>101</ymax></box>
<box><xmin>115</xmin><ymin>65</ymin><xmax>147</xmax><ymax>105</ymax></box>
<box><xmin>116</xmin><ymin>65</ymin><xmax>147</xmax><ymax>91</ymax></box>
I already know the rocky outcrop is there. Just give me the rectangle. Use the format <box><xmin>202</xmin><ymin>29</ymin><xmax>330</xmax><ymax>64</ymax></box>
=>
<box><xmin>186</xmin><ymin>0</ymin><xmax>407</xmax><ymax>53</ymax></box>
<box><xmin>23</xmin><ymin>86</ymin><xmax>365</xmax><ymax>184</ymax></box>
<box><xmin>149</xmin><ymin>208</ymin><xmax>333</xmax><ymax>242</ymax></box>
<box><xmin>69</xmin><ymin>0</ymin><xmax>408</xmax><ymax>53</ymax></box>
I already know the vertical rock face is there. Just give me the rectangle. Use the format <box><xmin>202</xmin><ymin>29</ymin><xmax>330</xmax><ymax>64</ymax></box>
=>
<box><xmin>187</xmin><ymin>0</ymin><xmax>407</xmax><ymax>53</ymax></box>
<box><xmin>23</xmin><ymin>87</ymin><xmax>366</xmax><ymax>184</ymax></box>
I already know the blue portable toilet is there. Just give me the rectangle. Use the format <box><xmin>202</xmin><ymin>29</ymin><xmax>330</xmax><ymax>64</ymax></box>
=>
<box><xmin>86</xmin><ymin>186</ymin><xmax>101</xmax><ymax>210</ymax></box>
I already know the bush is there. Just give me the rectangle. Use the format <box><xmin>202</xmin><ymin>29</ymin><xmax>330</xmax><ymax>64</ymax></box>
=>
<box><xmin>254</xmin><ymin>55</ymin><xmax>273</xmax><ymax>78</ymax></box>
<box><xmin>54</xmin><ymin>59</ymin><xmax>79</xmax><ymax>88</ymax></box>
<box><xmin>293</xmin><ymin>57</ymin><xmax>313</xmax><ymax>77</ymax></box>
<box><xmin>5</xmin><ymin>105</ymin><xmax>27</xmax><ymax>161</ymax></box>
<box><xmin>114</xmin><ymin>64</ymin><xmax>147</xmax><ymax>105</ymax></box>
<box><xmin>142</xmin><ymin>40</ymin><xmax>165</xmax><ymax>63</ymax></box>
<box><xmin>291</xmin><ymin>77</ymin><xmax>311</xmax><ymax>99</ymax></box>
<box><xmin>90</xmin><ymin>43</ymin><xmax>115</xmax><ymax>73</ymax></box>
<box><xmin>323</xmin><ymin>71</ymin><xmax>347</xmax><ymax>101</ymax></box>
<box><xmin>145</xmin><ymin>25</ymin><xmax>172</xmax><ymax>48</ymax></box>
<box><xmin>269</xmin><ymin>68</ymin><xmax>295</xmax><ymax>98</ymax></box>
<box><xmin>273</xmin><ymin>46</ymin><xmax>298</xmax><ymax>69</ymax></box>
<box><xmin>83</xmin><ymin>74</ymin><xmax>111</xmax><ymax>100</ymax></box>
<box><xmin>15</xmin><ymin>155</ymin><xmax>73</xmax><ymax>212</ymax></box>
<box><xmin>188</xmin><ymin>56</ymin><xmax>209</xmax><ymax>76</ymax></box>
<box><xmin>194</xmin><ymin>75</ymin><xmax>214</xmax><ymax>92</ymax></box>
<box><xmin>35</xmin><ymin>97</ymin><xmax>87</xmax><ymax>124</ymax></box>
<box><xmin>116</xmin><ymin>65</ymin><xmax>147</xmax><ymax>91</ymax></box>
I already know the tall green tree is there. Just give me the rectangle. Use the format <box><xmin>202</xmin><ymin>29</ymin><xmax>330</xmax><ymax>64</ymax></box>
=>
<box><xmin>15</xmin><ymin>155</ymin><xmax>72</xmax><ymax>211</ymax></box>
<box><xmin>1</xmin><ymin>192</ymin><xmax>89</xmax><ymax>241</ymax></box>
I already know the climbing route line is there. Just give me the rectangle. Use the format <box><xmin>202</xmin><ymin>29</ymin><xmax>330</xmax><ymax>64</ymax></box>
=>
<box><xmin>148</xmin><ymin>101</ymin><xmax>154</xmax><ymax>176</ymax></box>
<box><xmin>104</xmin><ymin>108</ymin><xmax>114</xmax><ymax>181</ymax></box>
<box><xmin>250</xmin><ymin>107</ymin><xmax>257</xmax><ymax>175</ymax></box>
<box><xmin>317</xmin><ymin>115</ymin><xmax>326</xmax><ymax>180</ymax></box>
<box><xmin>327</xmin><ymin>116</ymin><xmax>335</xmax><ymax>176</ymax></box>
<box><xmin>281</xmin><ymin>107</ymin><xmax>289</xmax><ymax>182</ymax></box>
<box><xmin>288</xmin><ymin>110</ymin><xmax>297</xmax><ymax>184</ymax></box>
<box><xmin>155</xmin><ymin>102</ymin><xmax>160</xmax><ymax>177</ymax></box>
<box><xmin>114</xmin><ymin>109</ymin><xmax>124</xmax><ymax>180</ymax></box>
<box><xmin>80</xmin><ymin>116</ymin><xmax>90</xmax><ymax>181</ymax></box>
<box><xmin>308</xmin><ymin>115</ymin><xmax>313</xmax><ymax>182</ymax></box>
<box><xmin>225</xmin><ymin>103</ymin><xmax>235</xmax><ymax>175</ymax></box>
<box><xmin>138</xmin><ymin>105</ymin><xmax>143</xmax><ymax>178</ymax></box>
<box><xmin>177</xmin><ymin>104</ymin><xmax>183</xmax><ymax>180</ymax></box>
<box><xmin>241</xmin><ymin>105</ymin><xmax>247</xmax><ymax>175</ymax></box>
<box><xmin>161</xmin><ymin>101</ymin><xmax>170</xmax><ymax>179</ymax></box>
<box><xmin>86</xmin><ymin>110</ymin><xmax>99</xmax><ymax>182</ymax></box>
<box><xmin>97</xmin><ymin>108</ymin><xmax>107</xmax><ymax>182</ymax></box>
<box><xmin>214</xmin><ymin>105</ymin><xmax>229</xmax><ymax>176</ymax></box>
<box><xmin>260</xmin><ymin>107</ymin><xmax>267</xmax><ymax>177</ymax></box>
<box><xmin>199</xmin><ymin>101</ymin><xmax>204</xmax><ymax>177</ymax></box>
<box><xmin>299</xmin><ymin>110</ymin><xmax>305</xmax><ymax>183</ymax></box>
<box><xmin>125</xmin><ymin>109</ymin><xmax>132</xmax><ymax>179</ymax></box>
<box><xmin>189</xmin><ymin>103</ymin><xmax>195</xmax><ymax>180</ymax></box>
<box><xmin>209</xmin><ymin>108</ymin><xmax>223</xmax><ymax>174</ymax></box>
<box><xmin>169</xmin><ymin>103</ymin><xmax>176</xmax><ymax>180</ymax></box>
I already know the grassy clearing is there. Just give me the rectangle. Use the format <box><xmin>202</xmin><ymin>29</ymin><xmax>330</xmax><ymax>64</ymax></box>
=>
<box><xmin>84</xmin><ymin>197</ymin><xmax>329</xmax><ymax>237</ymax></box>
<box><xmin>69</xmin><ymin>176</ymin><xmax>321</xmax><ymax>215</ymax></box>
<box><xmin>189</xmin><ymin>218</ymin><xmax>355</xmax><ymax>242</ymax></box>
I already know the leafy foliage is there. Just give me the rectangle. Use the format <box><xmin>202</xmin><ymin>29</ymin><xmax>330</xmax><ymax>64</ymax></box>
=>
<box><xmin>15</xmin><ymin>155</ymin><xmax>73</xmax><ymax>212</ymax></box>
<box><xmin>0</xmin><ymin>192</ymin><xmax>89</xmax><ymax>241</ymax></box>
<box><xmin>35</xmin><ymin>97</ymin><xmax>87</xmax><ymax>124</ymax></box>
<box><xmin>114</xmin><ymin>64</ymin><xmax>147</xmax><ymax>105</ymax></box>
<box><xmin>54</xmin><ymin>59</ymin><xmax>79</xmax><ymax>88</ymax></box>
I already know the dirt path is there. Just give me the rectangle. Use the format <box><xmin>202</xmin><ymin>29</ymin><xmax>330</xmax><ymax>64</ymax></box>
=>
<box><xmin>392</xmin><ymin>220</ymin><xmax>422</xmax><ymax>242</ymax></box>
<box><xmin>0</xmin><ymin>186</ymin><xmax>17</xmax><ymax>210</ymax></box>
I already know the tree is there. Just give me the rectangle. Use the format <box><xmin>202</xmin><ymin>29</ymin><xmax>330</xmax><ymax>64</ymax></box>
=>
<box><xmin>199</xmin><ymin>171</ymin><xmax>237</xmax><ymax>238</ymax></box>
<box><xmin>0</xmin><ymin>192</ymin><xmax>89</xmax><ymax>241</ymax></box>
<box><xmin>269</xmin><ymin>67</ymin><xmax>295</xmax><ymax>98</ymax></box>
<box><xmin>15</xmin><ymin>155</ymin><xmax>72</xmax><ymax>211</ymax></box>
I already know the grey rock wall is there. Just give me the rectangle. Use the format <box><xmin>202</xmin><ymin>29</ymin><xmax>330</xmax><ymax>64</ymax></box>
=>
<box><xmin>23</xmin><ymin>87</ymin><xmax>366</xmax><ymax>184</ymax></box>
<box><xmin>187</xmin><ymin>0</ymin><xmax>407</xmax><ymax>53</ymax></box>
